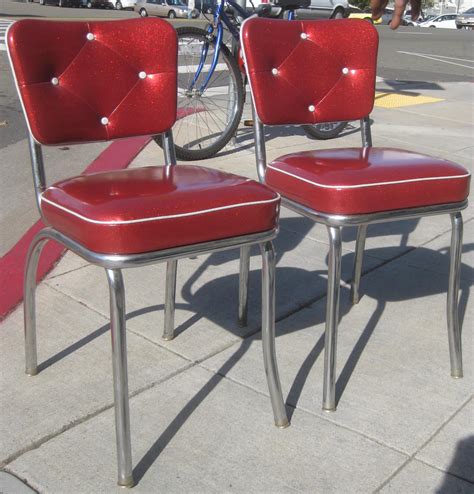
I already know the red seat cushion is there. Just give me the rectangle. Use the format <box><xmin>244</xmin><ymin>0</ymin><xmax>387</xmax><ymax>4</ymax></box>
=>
<box><xmin>41</xmin><ymin>166</ymin><xmax>280</xmax><ymax>254</ymax></box>
<box><xmin>265</xmin><ymin>148</ymin><xmax>470</xmax><ymax>215</ymax></box>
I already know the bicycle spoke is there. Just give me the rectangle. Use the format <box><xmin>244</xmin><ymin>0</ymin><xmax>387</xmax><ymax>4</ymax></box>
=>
<box><xmin>170</xmin><ymin>27</ymin><xmax>244</xmax><ymax>159</ymax></box>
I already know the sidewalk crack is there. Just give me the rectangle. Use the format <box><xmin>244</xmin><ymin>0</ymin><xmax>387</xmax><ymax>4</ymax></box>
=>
<box><xmin>373</xmin><ymin>395</ymin><xmax>474</xmax><ymax>492</ymax></box>
<box><xmin>1</xmin><ymin>364</ymin><xmax>195</xmax><ymax>468</ymax></box>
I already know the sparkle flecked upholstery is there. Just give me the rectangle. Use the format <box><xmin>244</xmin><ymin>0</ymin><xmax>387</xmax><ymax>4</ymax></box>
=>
<box><xmin>8</xmin><ymin>18</ymin><xmax>288</xmax><ymax>487</ymax></box>
<box><xmin>41</xmin><ymin>166</ymin><xmax>279</xmax><ymax>254</ymax></box>
<box><xmin>8</xmin><ymin>18</ymin><xmax>280</xmax><ymax>255</ymax></box>
<box><xmin>241</xmin><ymin>17</ymin><xmax>470</xmax><ymax>413</ymax></box>
<box><xmin>243</xmin><ymin>18</ymin><xmax>377</xmax><ymax>125</ymax></box>
<box><xmin>241</xmin><ymin>18</ymin><xmax>470</xmax><ymax>211</ymax></box>
<box><xmin>266</xmin><ymin>148</ymin><xmax>470</xmax><ymax>215</ymax></box>
<box><xmin>7</xmin><ymin>18</ymin><xmax>177</xmax><ymax>144</ymax></box>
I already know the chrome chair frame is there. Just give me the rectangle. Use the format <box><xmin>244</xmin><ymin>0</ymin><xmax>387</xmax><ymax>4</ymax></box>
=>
<box><xmin>239</xmin><ymin>113</ymin><xmax>466</xmax><ymax>412</ymax></box>
<box><xmin>24</xmin><ymin>130</ymin><xmax>288</xmax><ymax>487</ymax></box>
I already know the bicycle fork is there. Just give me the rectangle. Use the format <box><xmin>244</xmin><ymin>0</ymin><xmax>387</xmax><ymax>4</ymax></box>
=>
<box><xmin>188</xmin><ymin>23</ymin><xmax>224</xmax><ymax>95</ymax></box>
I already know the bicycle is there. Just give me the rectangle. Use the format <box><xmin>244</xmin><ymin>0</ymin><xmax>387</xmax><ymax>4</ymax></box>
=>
<box><xmin>159</xmin><ymin>0</ymin><xmax>347</xmax><ymax>160</ymax></box>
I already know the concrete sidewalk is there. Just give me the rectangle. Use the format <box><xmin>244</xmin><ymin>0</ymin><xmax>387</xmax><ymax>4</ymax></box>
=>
<box><xmin>0</xmin><ymin>79</ymin><xmax>473</xmax><ymax>493</ymax></box>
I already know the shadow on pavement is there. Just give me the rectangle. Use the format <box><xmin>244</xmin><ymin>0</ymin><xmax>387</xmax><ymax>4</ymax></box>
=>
<box><xmin>31</xmin><ymin>215</ymin><xmax>472</xmax><ymax>483</ymax></box>
<box><xmin>382</xmin><ymin>80</ymin><xmax>445</xmax><ymax>93</ymax></box>
<box><xmin>213</xmin><ymin>120</ymin><xmax>362</xmax><ymax>158</ymax></box>
<box><xmin>436</xmin><ymin>435</ymin><xmax>474</xmax><ymax>492</ymax></box>
<box><xmin>342</xmin><ymin>219</ymin><xmax>421</xmax><ymax>248</ymax></box>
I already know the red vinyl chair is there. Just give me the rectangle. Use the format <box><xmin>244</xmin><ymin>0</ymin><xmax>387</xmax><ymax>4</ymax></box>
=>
<box><xmin>7</xmin><ymin>18</ymin><xmax>288</xmax><ymax>487</ymax></box>
<box><xmin>240</xmin><ymin>18</ymin><xmax>470</xmax><ymax>412</ymax></box>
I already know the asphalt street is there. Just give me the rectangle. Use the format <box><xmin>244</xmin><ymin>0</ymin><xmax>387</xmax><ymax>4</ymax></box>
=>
<box><xmin>377</xmin><ymin>26</ymin><xmax>474</xmax><ymax>83</ymax></box>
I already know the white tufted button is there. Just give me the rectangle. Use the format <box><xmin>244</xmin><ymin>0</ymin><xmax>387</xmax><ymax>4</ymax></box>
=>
<box><xmin>86</xmin><ymin>32</ymin><xmax>95</xmax><ymax>41</ymax></box>
<box><xmin>271</xmin><ymin>68</ymin><xmax>278</xmax><ymax>76</ymax></box>
<box><xmin>300</xmin><ymin>32</ymin><xmax>308</xmax><ymax>40</ymax></box>
<box><xmin>308</xmin><ymin>105</ymin><xmax>315</xmax><ymax>112</ymax></box>
<box><xmin>51</xmin><ymin>77</ymin><xmax>59</xmax><ymax>86</ymax></box>
<box><xmin>138</xmin><ymin>71</ymin><xmax>147</xmax><ymax>80</ymax></box>
<box><xmin>342</xmin><ymin>67</ymin><xmax>349</xmax><ymax>75</ymax></box>
<box><xmin>101</xmin><ymin>117</ymin><xmax>109</xmax><ymax>126</ymax></box>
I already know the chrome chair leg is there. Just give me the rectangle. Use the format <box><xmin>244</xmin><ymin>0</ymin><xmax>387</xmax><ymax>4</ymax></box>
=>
<box><xmin>350</xmin><ymin>224</ymin><xmax>367</xmax><ymax>305</ymax></box>
<box><xmin>106</xmin><ymin>269</ymin><xmax>134</xmax><ymax>488</ymax></box>
<box><xmin>260</xmin><ymin>241</ymin><xmax>289</xmax><ymax>428</ymax></box>
<box><xmin>163</xmin><ymin>260</ymin><xmax>178</xmax><ymax>341</ymax></box>
<box><xmin>323</xmin><ymin>226</ymin><xmax>342</xmax><ymax>412</ymax></box>
<box><xmin>24</xmin><ymin>233</ymin><xmax>49</xmax><ymax>377</ymax></box>
<box><xmin>447</xmin><ymin>212</ymin><xmax>464</xmax><ymax>378</ymax></box>
<box><xmin>238</xmin><ymin>245</ymin><xmax>251</xmax><ymax>326</ymax></box>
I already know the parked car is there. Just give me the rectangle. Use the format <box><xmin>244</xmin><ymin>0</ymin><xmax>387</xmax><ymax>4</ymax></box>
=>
<box><xmin>403</xmin><ymin>17</ymin><xmax>417</xmax><ymax>25</ymax></box>
<box><xmin>107</xmin><ymin>0</ymin><xmax>136</xmax><ymax>8</ymax></box>
<box><xmin>420</xmin><ymin>13</ymin><xmax>457</xmax><ymax>28</ymax></box>
<box><xmin>456</xmin><ymin>7</ymin><xmax>474</xmax><ymax>29</ymax></box>
<box><xmin>135</xmin><ymin>0</ymin><xmax>197</xmax><ymax>17</ymax></box>
<box><xmin>39</xmin><ymin>0</ymin><xmax>82</xmax><ymax>7</ymax></box>
<box><xmin>294</xmin><ymin>0</ymin><xmax>348</xmax><ymax>20</ymax></box>
<box><xmin>403</xmin><ymin>8</ymin><xmax>425</xmax><ymax>25</ymax></box>
<box><xmin>84</xmin><ymin>0</ymin><xmax>112</xmax><ymax>7</ymax></box>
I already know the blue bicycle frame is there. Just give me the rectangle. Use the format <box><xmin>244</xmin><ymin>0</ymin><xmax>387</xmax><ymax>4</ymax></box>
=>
<box><xmin>190</xmin><ymin>0</ymin><xmax>295</xmax><ymax>94</ymax></box>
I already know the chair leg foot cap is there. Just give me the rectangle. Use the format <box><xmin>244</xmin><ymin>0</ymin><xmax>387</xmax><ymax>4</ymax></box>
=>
<box><xmin>26</xmin><ymin>369</ymin><xmax>38</xmax><ymax>376</ymax></box>
<box><xmin>118</xmin><ymin>477</ymin><xmax>134</xmax><ymax>488</ymax></box>
<box><xmin>451</xmin><ymin>373</ymin><xmax>463</xmax><ymax>379</ymax></box>
<box><xmin>322</xmin><ymin>406</ymin><xmax>337</xmax><ymax>413</ymax></box>
<box><xmin>275</xmin><ymin>419</ymin><xmax>290</xmax><ymax>429</ymax></box>
<box><xmin>162</xmin><ymin>335</ymin><xmax>175</xmax><ymax>341</ymax></box>
<box><xmin>350</xmin><ymin>291</ymin><xmax>360</xmax><ymax>305</ymax></box>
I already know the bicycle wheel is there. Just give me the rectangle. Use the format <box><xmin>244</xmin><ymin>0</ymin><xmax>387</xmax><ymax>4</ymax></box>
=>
<box><xmin>159</xmin><ymin>26</ymin><xmax>244</xmax><ymax>161</ymax></box>
<box><xmin>302</xmin><ymin>121</ymin><xmax>348</xmax><ymax>140</ymax></box>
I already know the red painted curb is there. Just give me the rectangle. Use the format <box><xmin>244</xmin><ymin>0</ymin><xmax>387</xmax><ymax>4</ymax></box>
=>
<box><xmin>0</xmin><ymin>136</ymin><xmax>152</xmax><ymax>321</ymax></box>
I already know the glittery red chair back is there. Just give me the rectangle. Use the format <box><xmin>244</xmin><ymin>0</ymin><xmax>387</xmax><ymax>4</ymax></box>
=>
<box><xmin>7</xmin><ymin>18</ymin><xmax>177</xmax><ymax>145</ymax></box>
<box><xmin>240</xmin><ymin>18</ymin><xmax>378</xmax><ymax>126</ymax></box>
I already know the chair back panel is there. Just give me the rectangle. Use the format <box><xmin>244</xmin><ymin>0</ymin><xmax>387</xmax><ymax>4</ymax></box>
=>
<box><xmin>7</xmin><ymin>18</ymin><xmax>177</xmax><ymax>145</ymax></box>
<box><xmin>241</xmin><ymin>18</ymin><xmax>378</xmax><ymax>126</ymax></box>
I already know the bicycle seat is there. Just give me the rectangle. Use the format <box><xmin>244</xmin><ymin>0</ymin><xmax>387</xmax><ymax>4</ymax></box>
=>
<box><xmin>273</xmin><ymin>0</ymin><xmax>311</xmax><ymax>10</ymax></box>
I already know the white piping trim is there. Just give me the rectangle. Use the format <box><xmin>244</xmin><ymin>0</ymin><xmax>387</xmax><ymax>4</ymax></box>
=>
<box><xmin>40</xmin><ymin>195</ymin><xmax>280</xmax><ymax>225</ymax></box>
<box><xmin>267</xmin><ymin>163</ymin><xmax>470</xmax><ymax>190</ymax></box>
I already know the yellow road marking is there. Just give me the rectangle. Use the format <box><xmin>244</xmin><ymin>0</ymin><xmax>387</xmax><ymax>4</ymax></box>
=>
<box><xmin>374</xmin><ymin>92</ymin><xmax>444</xmax><ymax>108</ymax></box>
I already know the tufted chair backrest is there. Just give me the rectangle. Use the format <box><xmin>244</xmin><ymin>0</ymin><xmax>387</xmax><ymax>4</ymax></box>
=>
<box><xmin>240</xmin><ymin>18</ymin><xmax>378</xmax><ymax>126</ymax></box>
<box><xmin>7</xmin><ymin>18</ymin><xmax>177</xmax><ymax>145</ymax></box>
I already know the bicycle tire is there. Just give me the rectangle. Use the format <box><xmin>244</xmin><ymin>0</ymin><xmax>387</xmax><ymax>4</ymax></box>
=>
<box><xmin>302</xmin><ymin>121</ymin><xmax>348</xmax><ymax>140</ymax></box>
<box><xmin>156</xmin><ymin>26</ymin><xmax>244</xmax><ymax>161</ymax></box>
